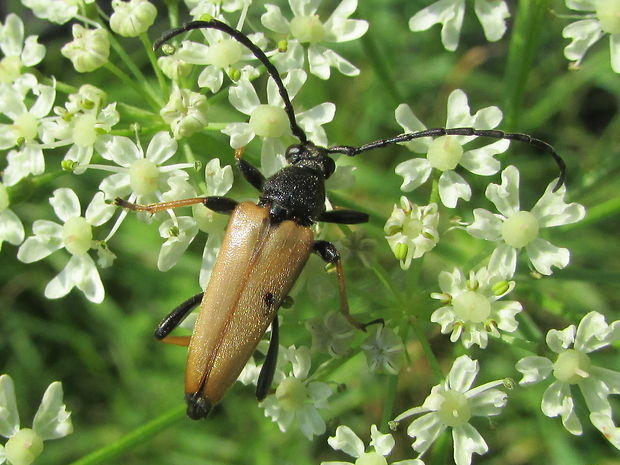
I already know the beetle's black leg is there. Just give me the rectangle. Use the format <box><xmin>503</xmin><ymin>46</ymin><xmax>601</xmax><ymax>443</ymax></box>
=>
<box><xmin>114</xmin><ymin>196</ymin><xmax>237</xmax><ymax>214</ymax></box>
<box><xmin>235</xmin><ymin>148</ymin><xmax>265</xmax><ymax>191</ymax></box>
<box><xmin>318</xmin><ymin>209</ymin><xmax>369</xmax><ymax>224</ymax></box>
<box><xmin>256</xmin><ymin>315</ymin><xmax>279</xmax><ymax>401</ymax></box>
<box><xmin>313</xmin><ymin>241</ymin><xmax>382</xmax><ymax>331</ymax></box>
<box><xmin>155</xmin><ymin>292</ymin><xmax>203</xmax><ymax>341</ymax></box>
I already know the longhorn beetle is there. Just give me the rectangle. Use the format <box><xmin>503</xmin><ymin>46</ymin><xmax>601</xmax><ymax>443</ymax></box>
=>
<box><xmin>116</xmin><ymin>17</ymin><xmax>567</xmax><ymax>420</ymax></box>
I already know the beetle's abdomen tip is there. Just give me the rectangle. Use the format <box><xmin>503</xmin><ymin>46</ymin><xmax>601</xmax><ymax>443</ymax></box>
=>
<box><xmin>185</xmin><ymin>392</ymin><xmax>212</xmax><ymax>420</ymax></box>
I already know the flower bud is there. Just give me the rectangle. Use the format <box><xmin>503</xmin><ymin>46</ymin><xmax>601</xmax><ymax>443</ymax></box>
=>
<box><xmin>61</xmin><ymin>25</ymin><xmax>110</xmax><ymax>73</ymax></box>
<box><xmin>110</xmin><ymin>0</ymin><xmax>157</xmax><ymax>37</ymax></box>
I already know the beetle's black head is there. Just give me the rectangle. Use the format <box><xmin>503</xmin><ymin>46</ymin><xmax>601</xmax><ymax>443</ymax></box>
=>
<box><xmin>185</xmin><ymin>392</ymin><xmax>211</xmax><ymax>420</ymax></box>
<box><xmin>285</xmin><ymin>143</ymin><xmax>335</xmax><ymax>179</ymax></box>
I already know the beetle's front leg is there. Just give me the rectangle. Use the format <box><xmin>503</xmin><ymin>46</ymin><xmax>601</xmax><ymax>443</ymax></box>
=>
<box><xmin>154</xmin><ymin>292</ymin><xmax>204</xmax><ymax>346</ymax></box>
<box><xmin>313</xmin><ymin>241</ymin><xmax>383</xmax><ymax>331</ymax></box>
<box><xmin>235</xmin><ymin>147</ymin><xmax>265</xmax><ymax>191</ymax></box>
<box><xmin>114</xmin><ymin>196</ymin><xmax>238</xmax><ymax>214</ymax></box>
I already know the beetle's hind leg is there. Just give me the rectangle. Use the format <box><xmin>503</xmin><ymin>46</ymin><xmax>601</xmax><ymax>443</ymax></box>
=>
<box><xmin>313</xmin><ymin>241</ymin><xmax>383</xmax><ymax>331</ymax></box>
<box><xmin>114</xmin><ymin>196</ymin><xmax>237</xmax><ymax>214</ymax></box>
<box><xmin>155</xmin><ymin>292</ymin><xmax>204</xmax><ymax>346</ymax></box>
<box><xmin>256</xmin><ymin>315</ymin><xmax>279</xmax><ymax>401</ymax></box>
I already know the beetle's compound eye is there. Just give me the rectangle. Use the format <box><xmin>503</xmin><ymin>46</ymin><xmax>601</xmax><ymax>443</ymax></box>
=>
<box><xmin>285</xmin><ymin>144</ymin><xmax>304</xmax><ymax>162</ymax></box>
<box><xmin>323</xmin><ymin>156</ymin><xmax>336</xmax><ymax>179</ymax></box>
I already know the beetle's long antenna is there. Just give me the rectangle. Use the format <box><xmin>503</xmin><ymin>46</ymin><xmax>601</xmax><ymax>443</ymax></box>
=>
<box><xmin>154</xmin><ymin>18</ymin><xmax>308</xmax><ymax>144</ymax></box>
<box><xmin>327</xmin><ymin>127</ymin><xmax>566</xmax><ymax>191</ymax></box>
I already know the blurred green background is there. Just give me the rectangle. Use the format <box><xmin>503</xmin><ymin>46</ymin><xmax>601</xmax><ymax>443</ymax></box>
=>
<box><xmin>1</xmin><ymin>0</ymin><xmax>619</xmax><ymax>464</ymax></box>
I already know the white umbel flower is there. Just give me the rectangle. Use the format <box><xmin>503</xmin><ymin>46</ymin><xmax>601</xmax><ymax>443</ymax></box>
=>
<box><xmin>395</xmin><ymin>355</ymin><xmax>507</xmax><ymax>465</ymax></box>
<box><xmin>261</xmin><ymin>0</ymin><xmax>368</xmax><ymax>79</ymax></box>
<box><xmin>516</xmin><ymin>311</ymin><xmax>620</xmax><ymax>439</ymax></box>
<box><xmin>466</xmin><ymin>165</ymin><xmax>586</xmax><ymax>276</ymax></box>
<box><xmin>321</xmin><ymin>424</ymin><xmax>423</xmax><ymax>465</ymax></box>
<box><xmin>160</xmin><ymin>86</ymin><xmax>209</xmax><ymax>139</ymax></box>
<box><xmin>394</xmin><ymin>89</ymin><xmax>509</xmax><ymax>208</ymax></box>
<box><xmin>430</xmin><ymin>264</ymin><xmax>522</xmax><ymax>349</ymax></box>
<box><xmin>16</xmin><ymin>189</ymin><xmax>114</xmax><ymax>303</ymax></box>
<box><xmin>61</xmin><ymin>25</ymin><xmax>110</xmax><ymax>73</ymax></box>
<box><xmin>0</xmin><ymin>374</ymin><xmax>72</xmax><ymax>465</ymax></box>
<box><xmin>260</xmin><ymin>345</ymin><xmax>332</xmax><ymax>440</ymax></box>
<box><xmin>384</xmin><ymin>198</ymin><xmax>439</xmax><ymax>270</ymax></box>
<box><xmin>562</xmin><ymin>0</ymin><xmax>620</xmax><ymax>73</ymax></box>
<box><xmin>110</xmin><ymin>0</ymin><xmax>157</xmax><ymax>37</ymax></box>
<box><xmin>0</xmin><ymin>14</ymin><xmax>45</xmax><ymax>84</ymax></box>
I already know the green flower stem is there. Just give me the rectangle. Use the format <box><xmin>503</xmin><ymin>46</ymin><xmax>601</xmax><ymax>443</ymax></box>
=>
<box><xmin>429</xmin><ymin>176</ymin><xmax>440</xmax><ymax>205</ymax></box>
<box><xmin>503</xmin><ymin>0</ymin><xmax>549</xmax><ymax>129</ymax></box>
<box><xmin>41</xmin><ymin>77</ymin><xmax>77</xmax><ymax>95</ymax></box>
<box><xmin>164</xmin><ymin>0</ymin><xmax>180</xmax><ymax>28</ymax></box>
<box><xmin>379</xmin><ymin>373</ymin><xmax>398</xmax><ymax>431</ymax></box>
<box><xmin>103</xmin><ymin>61</ymin><xmax>159</xmax><ymax>111</ymax></box>
<box><xmin>67</xmin><ymin>404</ymin><xmax>186</xmax><ymax>465</ymax></box>
<box><xmin>140</xmin><ymin>32</ymin><xmax>169</xmax><ymax>97</ymax></box>
<box><xmin>410</xmin><ymin>315</ymin><xmax>443</xmax><ymax>382</ymax></box>
<box><xmin>499</xmin><ymin>334</ymin><xmax>540</xmax><ymax>354</ymax></box>
<box><xmin>107</xmin><ymin>34</ymin><xmax>163</xmax><ymax>108</ymax></box>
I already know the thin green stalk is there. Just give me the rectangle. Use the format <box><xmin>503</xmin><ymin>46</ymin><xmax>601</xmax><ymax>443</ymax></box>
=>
<box><xmin>503</xmin><ymin>0</ymin><xmax>549</xmax><ymax>129</ymax></box>
<box><xmin>164</xmin><ymin>0</ymin><xmax>180</xmax><ymax>28</ymax></box>
<box><xmin>108</xmin><ymin>33</ymin><xmax>163</xmax><ymax>107</ymax></box>
<box><xmin>67</xmin><ymin>404</ymin><xmax>186</xmax><ymax>465</ymax></box>
<box><xmin>409</xmin><ymin>314</ymin><xmax>443</xmax><ymax>382</ymax></box>
<box><xmin>379</xmin><ymin>373</ymin><xmax>399</xmax><ymax>430</ymax></box>
<box><xmin>103</xmin><ymin>61</ymin><xmax>159</xmax><ymax>110</ymax></box>
<box><xmin>140</xmin><ymin>32</ymin><xmax>169</xmax><ymax>97</ymax></box>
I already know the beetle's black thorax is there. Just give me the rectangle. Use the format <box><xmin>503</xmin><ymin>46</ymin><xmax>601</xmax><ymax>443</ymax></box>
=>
<box><xmin>259</xmin><ymin>165</ymin><xmax>325</xmax><ymax>226</ymax></box>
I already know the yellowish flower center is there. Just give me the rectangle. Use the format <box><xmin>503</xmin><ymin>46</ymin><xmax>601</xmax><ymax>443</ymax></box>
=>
<box><xmin>553</xmin><ymin>349</ymin><xmax>591</xmax><ymax>384</ymax></box>
<box><xmin>13</xmin><ymin>111</ymin><xmax>39</xmax><ymax>143</ymax></box>
<box><xmin>453</xmin><ymin>290</ymin><xmax>491</xmax><ymax>323</ymax></box>
<box><xmin>501</xmin><ymin>211</ymin><xmax>539</xmax><ymax>248</ymax></box>
<box><xmin>62</xmin><ymin>216</ymin><xmax>92</xmax><ymax>256</ymax></box>
<box><xmin>427</xmin><ymin>136</ymin><xmax>463</xmax><ymax>171</ymax></box>
<box><xmin>437</xmin><ymin>390</ymin><xmax>471</xmax><ymax>427</ymax></box>
<box><xmin>206</xmin><ymin>39</ymin><xmax>243</xmax><ymax>68</ymax></box>
<box><xmin>72</xmin><ymin>112</ymin><xmax>98</xmax><ymax>147</ymax></box>
<box><xmin>5</xmin><ymin>428</ymin><xmax>44</xmax><ymax>465</ymax></box>
<box><xmin>355</xmin><ymin>451</ymin><xmax>388</xmax><ymax>465</ymax></box>
<box><xmin>596</xmin><ymin>0</ymin><xmax>620</xmax><ymax>34</ymax></box>
<box><xmin>0</xmin><ymin>55</ymin><xmax>22</xmax><ymax>83</ymax></box>
<box><xmin>275</xmin><ymin>377</ymin><xmax>307</xmax><ymax>412</ymax></box>
<box><xmin>289</xmin><ymin>15</ymin><xmax>325</xmax><ymax>43</ymax></box>
<box><xmin>249</xmin><ymin>104</ymin><xmax>289</xmax><ymax>138</ymax></box>
<box><xmin>129</xmin><ymin>158</ymin><xmax>160</xmax><ymax>196</ymax></box>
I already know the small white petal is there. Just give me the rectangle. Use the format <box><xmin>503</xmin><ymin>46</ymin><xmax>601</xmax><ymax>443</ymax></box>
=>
<box><xmin>197</xmin><ymin>66</ymin><xmax>223</xmax><ymax>93</ymax></box>
<box><xmin>228</xmin><ymin>78</ymin><xmax>260</xmax><ymax>115</ymax></box>
<box><xmin>308</xmin><ymin>45</ymin><xmax>360</xmax><ymax>79</ymax></box>
<box><xmin>50</xmin><ymin>188</ymin><xmax>81</xmax><ymax>222</ymax></box>
<box><xmin>395</xmin><ymin>158</ymin><xmax>432</xmax><ymax>192</ymax></box>
<box><xmin>516</xmin><ymin>356</ymin><xmax>553</xmax><ymax>384</ymax></box>
<box><xmin>222</xmin><ymin>122</ymin><xmax>255</xmax><ymax>149</ymax></box>
<box><xmin>447</xmin><ymin>355</ymin><xmax>479</xmax><ymax>392</ymax></box>
<box><xmin>610</xmin><ymin>33</ymin><xmax>620</xmax><ymax>73</ymax></box>
<box><xmin>407</xmin><ymin>412</ymin><xmax>445</xmax><ymax>455</ymax></box>
<box><xmin>562</xmin><ymin>19</ymin><xmax>603</xmax><ymax>64</ymax></box>
<box><xmin>297</xmin><ymin>405</ymin><xmax>326</xmax><ymax>439</ymax></box>
<box><xmin>0</xmin><ymin>374</ymin><xmax>20</xmax><ymax>437</ymax></box>
<box><xmin>460</xmin><ymin>139</ymin><xmax>508</xmax><ymax>175</ymax></box>
<box><xmin>261</xmin><ymin>4</ymin><xmax>290</xmax><ymax>34</ymax></box>
<box><xmin>85</xmin><ymin>192</ymin><xmax>115</xmax><ymax>227</ymax></box>
<box><xmin>466</xmin><ymin>209</ymin><xmax>503</xmax><ymax>241</ymax></box>
<box><xmin>157</xmin><ymin>217</ymin><xmax>199</xmax><ymax>271</ymax></box>
<box><xmin>452</xmin><ymin>423</ymin><xmax>488</xmax><ymax>465</ymax></box>
<box><xmin>327</xmin><ymin>425</ymin><xmax>365</xmax><ymax>458</ymax></box>
<box><xmin>488</xmin><ymin>244</ymin><xmax>517</xmax><ymax>277</ymax></box>
<box><xmin>589</xmin><ymin>412</ymin><xmax>620</xmax><ymax>449</ymax></box>
<box><xmin>474</xmin><ymin>0</ymin><xmax>509</xmax><ymax>42</ymax></box>
<box><xmin>485</xmin><ymin>165</ymin><xmax>521</xmax><ymax>217</ymax></box>
<box><xmin>146</xmin><ymin>131</ymin><xmax>177</xmax><ymax>165</ymax></box>
<box><xmin>45</xmin><ymin>254</ymin><xmax>104</xmax><ymax>303</ymax></box>
<box><xmin>530</xmin><ymin>182</ymin><xmax>586</xmax><ymax>228</ymax></box>
<box><xmin>369</xmin><ymin>424</ymin><xmax>395</xmax><ymax>456</ymax></box>
<box><xmin>395</xmin><ymin>104</ymin><xmax>430</xmax><ymax>153</ymax></box>
<box><xmin>541</xmin><ymin>380</ymin><xmax>582</xmax><ymax>435</ymax></box>
<box><xmin>98</xmin><ymin>135</ymin><xmax>141</xmax><ymax>166</ymax></box>
<box><xmin>32</xmin><ymin>382</ymin><xmax>72</xmax><ymax>440</ymax></box>
<box><xmin>0</xmin><ymin>209</ymin><xmax>25</xmax><ymax>247</ymax></box>
<box><xmin>579</xmin><ymin>377</ymin><xmax>612</xmax><ymax>417</ymax></box>
<box><xmin>525</xmin><ymin>238</ymin><xmax>570</xmax><ymax>275</ymax></box>
<box><xmin>17</xmin><ymin>222</ymin><xmax>63</xmax><ymax>263</ymax></box>
<box><xmin>438</xmin><ymin>170</ymin><xmax>471</xmax><ymax>208</ymax></box>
